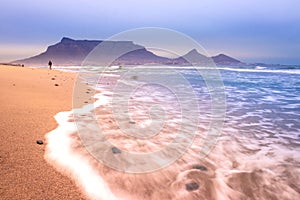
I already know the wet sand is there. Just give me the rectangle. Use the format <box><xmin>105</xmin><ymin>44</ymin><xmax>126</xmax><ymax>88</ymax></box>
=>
<box><xmin>0</xmin><ymin>65</ymin><xmax>86</xmax><ymax>199</ymax></box>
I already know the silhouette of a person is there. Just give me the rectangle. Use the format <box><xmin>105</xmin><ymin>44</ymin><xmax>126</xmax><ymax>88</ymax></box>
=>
<box><xmin>48</xmin><ymin>60</ymin><xmax>52</xmax><ymax>70</ymax></box>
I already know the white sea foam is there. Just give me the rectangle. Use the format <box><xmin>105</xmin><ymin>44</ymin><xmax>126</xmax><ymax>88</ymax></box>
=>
<box><xmin>220</xmin><ymin>67</ymin><xmax>300</xmax><ymax>74</ymax></box>
<box><xmin>44</xmin><ymin>111</ymin><xmax>118</xmax><ymax>200</ymax></box>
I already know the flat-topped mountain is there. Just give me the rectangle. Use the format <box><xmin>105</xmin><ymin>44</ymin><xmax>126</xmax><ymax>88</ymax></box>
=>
<box><xmin>15</xmin><ymin>37</ymin><xmax>101</xmax><ymax>66</ymax></box>
<box><xmin>13</xmin><ymin>37</ymin><xmax>244</xmax><ymax>66</ymax></box>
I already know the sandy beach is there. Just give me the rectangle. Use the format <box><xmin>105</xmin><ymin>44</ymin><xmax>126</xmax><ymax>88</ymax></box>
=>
<box><xmin>0</xmin><ymin>65</ymin><xmax>86</xmax><ymax>199</ymax></box>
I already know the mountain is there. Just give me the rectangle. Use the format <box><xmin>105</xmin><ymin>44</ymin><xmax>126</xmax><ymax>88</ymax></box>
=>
<box><xmin>114</xmin><ymin>48</ymin><xmax>170</xmax><ymax>65</ymax></box>
<box><xmin>13</xmin><ymin>37</ymin><xmax>244</xmax><ymax>66</ymax></box>
<box><xmin>14</xmin><ymin>37</ymin><xmax>100</xmax><ymax>66</ymax></box>
<box><xmin>172</xmin><ymin>49</ymin><xmax>212</xmax><ymax>65</ymax></box>
<box><xmin>211</xmin><ymin>54</ymin><xmax>243</xmax><ymax>65</ymax></box>
<box><xmin>14</xmin><ymin>37</ymin><xmax>171</xmax><ymax>66</ymax></box>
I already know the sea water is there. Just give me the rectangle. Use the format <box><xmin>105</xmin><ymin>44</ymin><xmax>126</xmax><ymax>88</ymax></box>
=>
<box><xmin>45</xmin><ymin>65</ymin><xmax>300</xmax><ymax>200</ymax></box>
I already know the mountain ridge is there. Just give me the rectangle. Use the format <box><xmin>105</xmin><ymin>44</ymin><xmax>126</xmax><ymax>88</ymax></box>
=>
<box><xmin>13</xmin><ymin>37</ymin><xmax>244</xmax><ymax>66</ymax></box>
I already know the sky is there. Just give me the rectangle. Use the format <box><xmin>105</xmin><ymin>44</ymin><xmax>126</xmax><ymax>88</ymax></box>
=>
<box><xmin>1</xmin><ymin>0</ymin><xmax>300</xmax><ymax>64</ymax></box>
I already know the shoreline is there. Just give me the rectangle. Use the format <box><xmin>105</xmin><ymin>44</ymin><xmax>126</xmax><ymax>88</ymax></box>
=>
<box><xmin>0</xmin><ymin>65</ymin><xmax>87</xmax><ymax>199</ymax></box>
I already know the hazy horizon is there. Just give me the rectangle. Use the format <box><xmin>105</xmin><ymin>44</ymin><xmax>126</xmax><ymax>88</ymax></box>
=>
<box><xmin>1</xmin><ymin>0</ymin><xmax>300</xmax><ymax>65</ymax></box>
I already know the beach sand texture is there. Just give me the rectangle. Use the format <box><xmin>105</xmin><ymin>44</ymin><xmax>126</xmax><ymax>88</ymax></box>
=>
<box><xmin>0</xmin><ymin>65</ymin><xmax>86</xmax><ymax>199</ymax></box>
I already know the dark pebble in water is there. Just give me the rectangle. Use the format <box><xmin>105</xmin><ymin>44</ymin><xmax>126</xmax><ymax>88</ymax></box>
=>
<box><xmin>193</xmin><ymin>165</ymin><xmax>208</xmax><ymax>171</ymax></box>
<box><xmin>36</xmin><ymin>140</ymin><xmax>44</xmax><ymax>145</ymax></box>
<box><xmin>54</xmin><ymin>84</ymin><xmax>59</xmax><ymax>86</ymax></box>
<box><xmin>185</xmin><ymin>182</ymin><xmax>199</xmax><ymax>191</ymax></box>
<box><xmin>112</xmin><ymin>147</ymin><xmax>121</xmax><ymax>154</ymax></box>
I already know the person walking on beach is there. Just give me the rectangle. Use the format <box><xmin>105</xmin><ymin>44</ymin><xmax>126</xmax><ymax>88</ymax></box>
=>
<box><xmin>48</xmin><ymin>60</ymin><xmax>52</xmax><ymax>70</ymax></box>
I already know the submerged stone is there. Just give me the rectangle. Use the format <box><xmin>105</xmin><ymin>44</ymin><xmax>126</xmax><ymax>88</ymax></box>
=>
<box><xmin>112</xmin><ymin>147</ymin><xmax>121</xmax><ymax>154</ymax></box>
<box><xmin>185</xmin><ymin>182</ymin><xmax>199</xmax><ymax>191</ymax></box>
<box><xmin>193</xmin><ymin>165</ymin><xmax>208</xmax><ymax>171</ymax></box>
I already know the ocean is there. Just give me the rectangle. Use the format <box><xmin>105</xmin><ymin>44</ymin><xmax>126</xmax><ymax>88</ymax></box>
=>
<box><xmin>45</xmin><ymin>65</ymin><xmax>300</xmax><ymax>200</ymax></box>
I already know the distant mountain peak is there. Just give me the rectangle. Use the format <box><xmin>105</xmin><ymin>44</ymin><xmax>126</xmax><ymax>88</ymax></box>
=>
<box><xmin>212</xmin><ymin>54</ymin><xmax>243</xmax><ymax>65</ymax></box>
<box><xmin>61</xmin><ymin>37</ymin><xmax>75</xmax><ymax>43</ymax></box>
<box><xmin>177</xmin><ymin>49</ymin><xmax>210</xmax><ymax>64</ymax></box>
<box><xmin>188</xmin><ymin>49</ymin><xmax>198</xmax><ymax>53</ymax></box>
<box><xmin>184</xmin><ymin>49</ymin><xmax>203</xmax><ymax>56</ymax></box>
